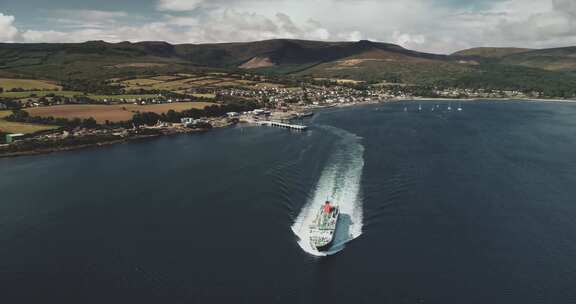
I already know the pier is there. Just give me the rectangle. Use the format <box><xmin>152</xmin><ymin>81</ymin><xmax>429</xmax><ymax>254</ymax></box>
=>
<box><xmin>257</xmin><ymin>121</ymin><xmax>308</xmax><ymax>131</ymax></box>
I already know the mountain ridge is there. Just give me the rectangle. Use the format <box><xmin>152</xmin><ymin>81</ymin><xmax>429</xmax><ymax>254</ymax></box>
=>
<box><xmin>1</xmin><ymin>39</ymin><xmax>575</xmax><ymax>93</ymax></box>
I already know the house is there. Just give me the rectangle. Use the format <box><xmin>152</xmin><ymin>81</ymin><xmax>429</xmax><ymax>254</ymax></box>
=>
<box><xmin>226</xmin><ymin>112</ymin><xmax>239</xmax><ymax>118</ymax></box>
<box><xmin>6</xmin><ymin>133</ymin><xmax>25</xmax><ymax>144</ymax></box>
<box><xmin>181</xmin><ymin>117</ymin><xmax>196</xmax><ymax>127</ymax></box>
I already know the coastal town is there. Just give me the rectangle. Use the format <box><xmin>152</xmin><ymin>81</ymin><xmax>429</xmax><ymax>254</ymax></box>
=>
<box><xmin>0</xmin><ymin>73</ymin><xmax>554</xmax><ymax>157</ymax></box>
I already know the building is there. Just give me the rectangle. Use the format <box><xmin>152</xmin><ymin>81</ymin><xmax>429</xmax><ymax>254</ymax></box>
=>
<box><xmin>181</xmin><ymin>117</ymin><xmax>196</xmax><ymax>127</ymax></box>
<box><xmin>6</xmin><ymin>133</ymin><xmax>25</xmax><ymax>143</ymax></box>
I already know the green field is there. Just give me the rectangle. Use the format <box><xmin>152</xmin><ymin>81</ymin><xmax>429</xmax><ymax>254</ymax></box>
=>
<box><xmin>191</xmin><ymin>93</ymin><xmax>216</xmax><ymax>99</ymax></box>
<box><xmin>0</xmin><ymin>111</ymin><xmax>58</xmax><ymax>134</ymax></box>
<box><xmin>88</xmin><ymin>94</ymin><xmax>159</xmax><ymax>101</ymax></box>
<box><xmin>0</xmin><ymin>78</ymin><xmax>62</xmax><ymax>91</ymax></box>
<box><xmin>0</xmin><ymin>110</ymin><xmax>59</xmax><ymax>134</ymax></box>
<box><xmin>0</xmin><ymin>91</ymin><xmax>82</xmax><ymax>98</ymax></box>
<box><xmin>0</xmin><ymin>120</ymin><xmax>59</xmax><ymax>134</ymax></box>
<box><xmin>0</xmin><ymin>90</ymin><xmax>160</xmax><ymax>101</ymax></box>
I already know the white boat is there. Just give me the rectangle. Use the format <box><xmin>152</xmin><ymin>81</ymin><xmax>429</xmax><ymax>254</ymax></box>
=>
<box><xmin>309</xmin><ymin>201</ymin><xmax>339</xmax><ymax>251</ymax></box>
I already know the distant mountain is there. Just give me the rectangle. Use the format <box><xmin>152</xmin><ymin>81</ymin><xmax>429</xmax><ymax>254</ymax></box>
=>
<box><xmin>452</xmin><ymin>47</ymin><xmax>533</xmax><ymax>59</ymax></box>
<box><xmin>453</xmin><ymin>46</ymin><xmax>576</xmax><ymax>72</ymax></box>
<box><xmin>499</xmin><ymin>47</ymin><xmax>576</xmax><ymax>71</ymax></box>
<box><xmin>1</xmin><ymin>39</ymin><xmax>575</xmax><ymax>93</ymax></box>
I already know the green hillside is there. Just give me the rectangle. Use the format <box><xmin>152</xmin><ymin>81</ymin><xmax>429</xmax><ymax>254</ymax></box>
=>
<box><xmin>0</xmin><ymin>39</ymin><xmax>575</xmax><ymax>92</ymax></box>
<box><xmin>452</xmin><ymin>47</ymin><xmax>533</xmax><ymax>59</ymax></box>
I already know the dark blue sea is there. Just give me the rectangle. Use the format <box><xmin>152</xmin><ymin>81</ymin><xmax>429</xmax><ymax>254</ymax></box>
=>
<box><xmin>1</xmin><ymin>100</ymin><xmax>576</xmax><ymax>303</ymax></box>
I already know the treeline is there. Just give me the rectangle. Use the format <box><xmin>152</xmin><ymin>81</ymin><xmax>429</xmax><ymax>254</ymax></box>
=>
<box><xmin>6</xmin><ymin>110</ymin><xmax>98</xmax><ymax>129</ymax></box>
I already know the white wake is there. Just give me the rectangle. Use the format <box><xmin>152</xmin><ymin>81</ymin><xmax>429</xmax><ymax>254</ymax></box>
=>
<box><xmin>291</xmin><ymin>126</ymin><xmax>365</xmax><ymax>256</ymax></box>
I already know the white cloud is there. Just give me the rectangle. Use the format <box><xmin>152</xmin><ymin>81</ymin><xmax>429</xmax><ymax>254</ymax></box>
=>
<box><xmin>157</xmin><ymin>0</ymin><xmax>206</xmax><ymax>11</ymax></box>
<box><xmin>49</xmin><ymin>10</ymin><xmax>129</xmax><ymax>29</ymax></box>
<box><xmin>0</xmin><ymin>13</ymin><xmax>18</xmax><ymax>42</ymax></box>
<box><xmin>393</xmin><ymin>31</ymin><xmax>426</xmax><ymax>49</ymax></box>
<box><xmin>5</xmin><ymin>0</ymin><xmax>576</xmax><ymax>53</ymax></box>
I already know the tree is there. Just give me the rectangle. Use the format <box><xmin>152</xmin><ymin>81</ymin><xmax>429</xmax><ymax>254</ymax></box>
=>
<box><xmin>9</xmin><ymin>109</ymin><xmax>30</xmax><ymax>121</ymax></box>
<box><xmin>132</xmin><ymin>112</ymin><xmax>161</xmax><ymax>126</ymax></box>
<box><xmin>81</xmin><ymin>117</ymin><xmax>98</xmax><ymax>128</ymax></box>
<box><xmin>165</xmin><ymin>109</ymin><xmax>180</xmax><ymax>123</ymax></box>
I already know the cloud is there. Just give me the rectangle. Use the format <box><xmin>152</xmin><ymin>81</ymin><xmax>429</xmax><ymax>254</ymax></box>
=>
<box><xmin>553</xmin><ymin>0</ymin><xmax>576</xmax><ymax>16</ymax></box>
<box><xmin>45</xmin><ymin>10</ymin><xmax>130</xmax><ymax>30</ymax></box>
<box><xmin>5</xmin><ymin>0</ymin><xmax>576</xmax><ymax>53</ymax></box>
<box><xmin>481</xmin><ymin>0</ymin><xmax>576</xmax><ymax>48</ymax></box>
<box><xmin>392</xmin><ymin>31</ymin><xmax>426</xmax><ymax>49</ymax></box>
<box><xmin>0</xmin><ymin>13</ymin><xmax>18</xmax><ymax>42</ymax></box>
<box><xmin>167</xmin><ymin>9</ymin><xmax>332</xmax><ymax>42</ymax></box>
<box><xmin>157</xmin><ymin>0</ymin><xmax>206</xmax><ymax>11</ymax></box>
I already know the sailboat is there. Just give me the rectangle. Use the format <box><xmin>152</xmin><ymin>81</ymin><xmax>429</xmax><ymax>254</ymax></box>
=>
<box><xmin>447</xmin><ymin>103</ymin><xmax>452</xmax><ymax>111</ymax></box>
<box><xmin>457</xmin><ymin>103</ymin><xmax>463</xmax><ymax>111</ymax></box>
<box><xmin>418</xmin><ymin>104</ymin><xmax>422</xmax><ymax>111</ymax></box>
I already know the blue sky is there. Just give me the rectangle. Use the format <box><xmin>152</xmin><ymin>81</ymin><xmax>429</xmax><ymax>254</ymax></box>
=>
<box><xmin>1</xmin><ymin>0</ymin><xmax>575</xmax><ymax>53</ymax></box>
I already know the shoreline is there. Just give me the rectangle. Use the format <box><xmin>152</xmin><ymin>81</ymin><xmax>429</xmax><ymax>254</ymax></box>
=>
<box><xmin>0</xmin><ymin>127</ymin><xmax>212</xmax><ymax>159</ymax></box>
<box><xmin>2</xmin><ymin>97</ymin><xmax>575</xmax><ymax>158</ymax></box>
<box><xmin>409</xmin><ymin>97</ymin><xmax>576</xmax><ymax>103</ymax></box>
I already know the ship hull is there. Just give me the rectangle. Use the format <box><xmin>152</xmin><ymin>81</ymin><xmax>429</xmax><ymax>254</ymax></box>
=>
<box><xmin>313</xmin><ymin>238</ymin><xmax>335</xmax><ymax>252</ymax></box>
<box><xmin>309</xmin><ymin>205</ymin><xmax>339</xmax><ymax>252</ymax></box>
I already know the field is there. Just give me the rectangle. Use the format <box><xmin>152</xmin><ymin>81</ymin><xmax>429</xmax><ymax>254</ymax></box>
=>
<box><xmin>27</xmin><ymin>102</ymin><xmax>216</xmax><ymax>123</ymax></box>
<box><xmin>0</xmin><ymin>91</ymin><xmax>83</xmax><ymax>98</ymax></box>
<box><xmin>0</xmin><ymin>78</ymin><xmax>61</xmax><ymax>91</ymax></box>
<box><xmin>0</xmin><ymin>120</ymin><xmax>59</xmax><ymax>134</ymax></box>
<box><xmin>115</xmin><ymin>74</ymin><xmax>275</xmax><ymax>92</ymax></box>
<box><xmin>0</xmin><ymin>90</ymin><xmax>159</xmax><ymax>101</ymax></box>
<box><xmin>0</xmin><ymin>110</ymin><xmax>59</xmax><ymax>134</ymax></box>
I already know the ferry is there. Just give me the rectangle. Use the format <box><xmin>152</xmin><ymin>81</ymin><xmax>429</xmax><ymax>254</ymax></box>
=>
<box><xmin>309</xmin><ymin>201</ymin><xmax>339</xmax><ymax>251</ymax></box>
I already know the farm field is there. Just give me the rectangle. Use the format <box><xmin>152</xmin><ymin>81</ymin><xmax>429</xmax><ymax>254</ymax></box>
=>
<box><xmin>0</xmin><ymin>120</ymin><xmax>59</xmax><ymax>134</ymax></box>
<box><xmin>27</xmin><ymin>102</ymin><xmax>216</xmax><ymax>123</ymax></box>
<box><xmin>115</xmin><ymin>74</ymin><xmax>273</xmax><ymax>92</ymax></box>
<box><xmin>0</xmin><ymin>91</ymin><xmax>160</xmax><ymax>101</ymax></box>
<box><xmin>0</xmin><ymin>111</ymin><xmax>58</xmax><ymax>134</ymax></box>
<box><xmin>0</xmin><ymin>78</ymin><xmax>62</xmax><ymax>91</ymax></box>
<box><xmin>0</xmin><ymin>91</ymin><xmax>82</xmax><ymax>98</ymax></box>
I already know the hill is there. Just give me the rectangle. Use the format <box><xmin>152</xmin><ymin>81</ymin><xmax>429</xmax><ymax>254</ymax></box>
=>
<box><xmin>0</xmin><ymin>39</ymin><xmax>575</xmax><ymax>93</ymax></box>
<box><xmin>499</xmin><ymin>47</ymin><xmax>576</xmax><ymax>71</ymax></box>
<box><xmin>452</xmin><ymin>47</ymin><xmax>533</xmax><ymax>59</ymax></box>
<box><xmin>453</xmin><ymin>46</ymin><xmax>576</xmax><ymax>72</ymax></box>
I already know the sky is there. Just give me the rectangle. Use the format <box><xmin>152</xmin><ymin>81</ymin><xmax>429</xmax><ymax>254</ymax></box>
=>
<box><xmin>1</xmin><ymin>0</ymin><xmax>576</xmax><ymax>54</ymax></box>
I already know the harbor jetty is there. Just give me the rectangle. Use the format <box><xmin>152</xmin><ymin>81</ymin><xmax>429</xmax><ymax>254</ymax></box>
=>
<box><xmin>257</xmin><ymin>121</ymin><xmax>308</xmax><ymax>131</ymax></box>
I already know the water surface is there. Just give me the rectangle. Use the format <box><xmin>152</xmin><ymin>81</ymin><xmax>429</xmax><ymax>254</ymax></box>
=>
<box><xmin>1</xmin><ymin>100</ymin><xmax>576</xmax><ymax>303</ymax></box>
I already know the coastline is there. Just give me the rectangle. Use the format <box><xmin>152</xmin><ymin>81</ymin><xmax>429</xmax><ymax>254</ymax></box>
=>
<box><xmin>0</xmin><ymin>127</ymin><xmax>212</xmax><ymax>159</ymax></box>
<box><xmin>410</xmin><ymin>97</ymin><xmax>576</xmax><ymax>103</ymax></box>
<box><xmin>2</xmin><ymin>97</ymin><xmax>575</xmax><ymax>159</ymax></box>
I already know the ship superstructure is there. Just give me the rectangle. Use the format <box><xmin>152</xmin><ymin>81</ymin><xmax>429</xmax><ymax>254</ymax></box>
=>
<box><xmin>309</xmin><ymin>201</ymin><xmax>339</xmax><ymax>251</ymax></box>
